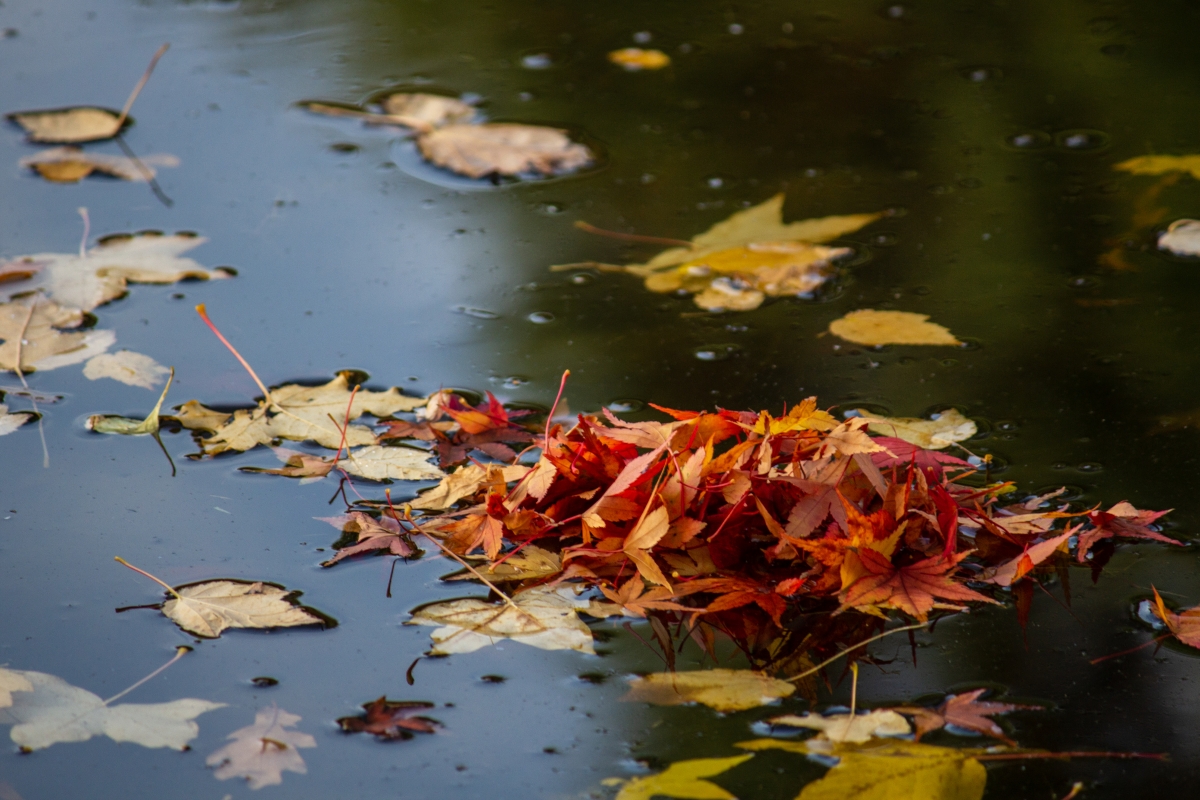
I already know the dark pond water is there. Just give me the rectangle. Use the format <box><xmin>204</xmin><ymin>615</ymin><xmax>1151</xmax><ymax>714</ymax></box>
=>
<box><xmin>3</xmin><ymin>0</ymin><xmax>1200</xmax><ymax>797</ymax></box>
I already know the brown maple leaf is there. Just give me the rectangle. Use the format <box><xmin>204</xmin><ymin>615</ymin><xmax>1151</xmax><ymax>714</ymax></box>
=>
<box><xmin>1076</xmin><ymin>501</ymin><xmax>1177</xmax><ymax>562</ymax></box>
<box><xmin>317</xmin><ymin>512</ymin><xmax>417</xmax><ymax>566</ymax></box>
<box><xmin>838</xmin><ymin>549</ymin><xmax>999</xmax><ymax>621</ymax></box>
<box><xmin>895</xmin><ymin>688</ymin><xmax>1041</xmax><ymax>744</ymax></box>
<box><xmin>600</xmin><ymin>578</ymin><xmax>690</xmax><ymax>617</ymax></box>
<box><xmin>337</xmin><ymin>697</ymin><xmax>438</xmax><ymax>740</ymax></box>
<box><xmin>1152</xmin><ymin>587</ymin><xmax>1200</xmax><ymax>649</ymax></box>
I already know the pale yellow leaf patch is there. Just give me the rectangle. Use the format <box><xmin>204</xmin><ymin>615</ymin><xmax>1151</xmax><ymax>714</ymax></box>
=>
<box><xmin>1159</xmin><ymin>219</ymin><xmax>1200</xmax><ymax>257</ymax></box>
<box><xmin>856</xmin><ymin>408</ymin><xmax>976</xmax><ymax>450</ymax></box>
<box><xmin>83</xmin><ymin>350</ymin><xmax>169</xmax><ymax>389</ymax></box>
<box><xmin>7</xmin><ymin>107</ymin><xmax>126</xmax><ymax>143</ymax></box>
<box><xmin>829</xmin><ymin>309</ymin><xmax>961</xmax><ymax>346</ymax></box>
<box><xmin>0</xmin><ymin>668</ymin><xmax>33</xmax><ymax>708</ymax></box>
<box><xmin>623</xmin><ymin>669</ymin><xmax>795</xmax><ymax>712</ymax></box>
<box><xmin>418</xmin><ymin>123</ymin><xmax>593</xmax><ymax>179</ymax></box>
<box><xmin>20</xmin><ymin>146</ymin><xmax>178</xmax><ymax>183</ymax></box>
<box><xmin>608</xmin><ymin>48</ymin><xmax>671</xmax><ymax>71</ymax></box>
<box><xmin>1114</xmin><ymin>154</ymin><xmax>1200</xmax><ymax>180</ymax></box>
<box><xmin>611</xmin><ymin>755</ymin><xmax>753</xmax><ymax>800</ymax></box>
<box><xmin>160</xmin><ymin>580</ymin><xmax>325</xmax><ymax>639</ymax></box>
<box><xmin>767</xmin><ymin>710</ymin><xmax>911</xmax><ymax>743</ymax></box>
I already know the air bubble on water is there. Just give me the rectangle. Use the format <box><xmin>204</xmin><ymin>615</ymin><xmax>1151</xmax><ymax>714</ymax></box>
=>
<box><xmin>528</xmin><ymin>311</ymin><xmax>555</xmax><ymax>324</ymax></box>
<box><xmin>633</xmin><ymin>30</ymin><xmax>652</xmax><ymax>44</ymax></box>
<box><xmin>1055</xmin><ymin>129</ymin><xmax>1110</xmax><ymax>151</ymax></box>
<box><xmin>536</xmin><ymin>202</ymin><xmax>565</xmax><ymax>215</ymax></box>
<box><xmin>521</xmin><ymin>53</ymin><xmax>555</xmax><ymax>69</ymax></box>
<box><xmin>707</xmin><ymin>176</ymin><xmax>724</xmax><ymax>189</ymax></box>
<box><xmin>693</xmin><ymin>343</ymin><xmax>741</xmax><ymax>361</ymax></box>
<box><xmin>607</xmin><ymin>399</ymin><xmax>645</xmax><ymax>413</ymax></box>
<box><xmin>570</xmin><ymin>273</ymin><xmax>594</xmax><ymax>285</ymax></box>
<box><xmin>453</xmin><ymin>305</ymin><xmax>500</xmax><ymax>320</ymax></box>
<box><xmin>1005</xmin><ymin>131</ymin><xmax>1052</xmax><ymax>150</ymax></box>
<box><xmin>886</xmin><ymin>5</ymin><xmax>906</xmax><ymax>18</ymax></box>
<box><xmin>728</xmin><ymin>23</ymin><xmax>744</xmax><ymax>34</ymax></box>
<box><xmin>1077</xmin><ymin>462</ymin><xmax>1104</xmax><ymax>473</ymax></box>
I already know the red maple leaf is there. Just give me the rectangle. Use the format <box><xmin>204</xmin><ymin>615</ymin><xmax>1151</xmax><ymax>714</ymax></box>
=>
<box><xmin>839</xmin><ymin>549</ymin><xmax>998</xmax><ymax>621</ymax></box>
<box><xmin>896</xmin><ymin>688</ymin><xmax>1040</xmax><ymax>744</ymax></box>
<box><xmin>1152</xmin><ymin>587</ymin><xmax>1200</xmax><ymax>649</ymax></box>
<box><xmin>869</xmin><ymin>436</ymin><xmax>972</xmax><ymax>471</ymax></box>
<box><xmin>1076</xmin><ymin>501</ymin><xmax>1177</xmax><ymax>562</ymax></box>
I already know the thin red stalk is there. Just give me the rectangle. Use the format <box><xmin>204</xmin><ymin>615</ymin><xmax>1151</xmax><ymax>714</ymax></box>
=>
<box><xmin>974</xmin><ymin>751</ymin><xmax>1168</xmax><ymax>762</ymax></box>
<box><xmin>195</xmin><ymin>305</ymin><xmax>275</xmax><ymax>407</ymax></box>
<box><xmin>330</xmin><ymin>384</ymin><xmax>359</xmax><ymax>468</ymax></box>
<box><xmin>574</xmin><ymin>220</ymin><xmax>695</xmax><ymax>249</ymax></box>
<box><xmin>1089</xmin><ymin>634</ymin><xmax>1169</xmax><ymax>665</ymax></box>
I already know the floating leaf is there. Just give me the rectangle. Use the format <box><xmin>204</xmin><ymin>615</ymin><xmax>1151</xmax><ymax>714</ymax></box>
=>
<box><xmin>0</xmin><ymin>405</ymin><xmax>34</xmax><ymax>437</ymax></box>
<box><xmin>86</xmin><ymin>367</ymin><xmax>173</xmax><ymax>435</ymax></box>
<box><xmin>1114</xmin><ymin>154</ymin><xmax>1200</xmax><ymax>180</ymax></box>
<box><xmin>892</xmin><ymin>689</ymin><xmax>1040</xmax><ymax>743</ymax></box>
<box><xmin>856</xmin><ymin>409</ymin><xmax>976</xmax><ymax>450</ymax></box>
<box><xmin>417</xmin><ymin>123</ymin><xmax>593</xmax><ymax>179</ymax></box>
<box><xmin>409</xmin><ymin>463</ymin><xmax>530</xmax><ymax>510</ymax></box>
<box><xmin>207</xmin><ymin>706</ymin><xmax>316</xmax><ymax>790</ymax></box>
<box><xmin>0</xmin><ymin>231</ymin><xmax>231</xmax><ymax>312</ymax></box>
<box><xmin>337</xmin><ymin>697</ymin><xmax>438</xmax><ymax>740</ymax></box>
<box><xmin>299</xmin><ymin>92</ymin><xmax>474</xmax><ymax>131</ymax></box>
<box><xmin>0</xmin><ymin>298</ymin><xmax>115</xmax><ymax>374</ymax></box>
<box><xmin>7</xmin><ymin>107</ymin><xmax>128</xmax><ymax>144</ymax></box>
<box><xmin>1158</xmin><ymin>219</ymin><xmax>1200</xmax><ymax>257</ymax></box>
<box><xmin>1151</xmin><ymin>587</ymin><xmax>1200</xmax><ymax>649</ymax></box>
<box><xmin>19</xmin><ymin>146</ymin><xmax>178</xmax><ymax>183</ymax></box>
<box><xmin>408</xmin><ymin>584</ymin><xmax>606</xmax><ymax>655</ymax></box>
<box><xmin>767</xmin><ymin>710</ymin><xmax>911</xmax><ymax>743</ymax></box>
<box><xmin>317</xmin><ymin>511</ymin><xmax>416</xmax><ymax>565</ymax></box>
<box><xmin>83</xmin><ymin>350</ymin><xmax>169</xmax><ymax>388</ymax></box>
<box><xmin>0</xmin><ymin>669</ymin><xmax>222</xmax><ymax>751</ymax></box>
<box><xmin>622</xmin><ymin>669</ymin><xmax>794</xmax><ymax>712</ymax></box>
<box><xmin>829</xmin><ymin>310</ymin><xmax>962</xmax><ymax>346</ymax></box>
<box><xmin>337</xmin><ymin>445</ymin><xmax>445</xmax><ymax>482</ymax></box>
<box><xmin>608</xmin><ymin>48</ymin><xmax>671</xmax><ymax>70</ymax></box>
<box><xmin>0</xmin><ymin>669</ymin><xmax>33</xmax><ymax>708</ymax></box>
<box><xmin>612</xmin><ymin>755</ymin><xmax>752</xmax><ymax>800</ymax></box>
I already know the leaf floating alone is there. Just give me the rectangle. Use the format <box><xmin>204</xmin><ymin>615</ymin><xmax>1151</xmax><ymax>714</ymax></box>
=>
<box><xmin>337</xmin><ymin>697</ymin><xmax>438</xmax><ymax>740</ymax></box>
<box><xmin>622</xmin><ymin>669</ymin><xmax>795</xmax><ymax>712</ymax></box>
<box><xmin>0</xmin><ymin>231</ymin><xmax>232</xmax><ymax>312</ymax></box>
<box><xmin>829</xmin><ymin>310</ymin><xmax>962</xmax><ymax>346</ymax></box>
<box><xmin>767</xmin><ymin>710</ymin><xmax>911</xmax><ymax>744</ymax></box>
<box><xmin>417</xmin><ymin>123</ymin><xmax>593</xmax><ymax>179</ymax></box>
<box><xmin>0</xmin><ymin>404</ymin><xmax>34</xmax><ymax>437</ymax></box>
<box><xmin>0</xmin><ymin>298</ymin><xmax>115</xmax><ymax>374</ymax></box>
<box><xmin>87</xmin><ymin>367</ymin><xmax>173</xmax><ymax>435</ymax></box>
<box><xmin>116</xmin><ymin>557</ymin><xmax>327</xmax><ymax>639</ymax></box>
<box><xmin>1158</xmin><ymin>219</ymin><xmax>1200</xmax><ymax>257</ymax></box>
<box><xmin>0</xmin><ymin>668</ymin><xmax>33</xmax><ymax>708</ymax></box>
<box><xmin>1114</xmin><ymin>154</ymin><xmax>1200</xmax><ymax>180</ymax></box>
<box><xmin>855</xmin><ymin>409</ymin><xmax>976</xmax><ymax>450</ymax></box>
<box><xmin>207</xmin><ymin>706</ymin><xmax>316</xmax><ymax>790</ymax></box>
<box><xmin>83</xmin><ymin>350</ymin><xmax>169</xmax><ymax>388</ymax></box>
<box><xmin>608</xmin><ymin>48</ymin><xmax>671</xmax><ymax>71</ymax></box>
<box><xmin>612</xmin><ymin>755</ymin><xmax>753</xmax><ymax>800</ymax></box>
<box><xmin>19</xmin><ymin>146</ymin><xmax>178</xmax><ymax>183</ymax></box>
<box><xmin>1151</xmin><ymin>587</ymin><xmax>1200</xmax><ymax>649</ymax></box>
<box><xmin>0</xmin><ymin>668</ymin><xmax>223</xmax><ymax>751</ymax></box>
<box><xmin>7</xmin><ymin>107</ymin><xmax>128</xmax><ymax>144</ymax></box>
<box><xmin>408</xmin><ymin>584</ymin><xmax>612</xmax><ymax>655</ymax></box>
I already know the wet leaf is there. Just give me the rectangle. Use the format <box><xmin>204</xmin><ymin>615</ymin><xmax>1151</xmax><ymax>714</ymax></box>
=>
<box><xmin>408</xmin><ymin>584</ymin><xmax>605</xmax><ymax>655</ymax></box>
<box><xmin>608</xmin><ymin>48</ymin><xmax>671</xmax><ymax>70</ymax></box>
<box><xmin>1076</xmin><ymin>501</ymin><xmax>1178</xmax><ymax>561</ymax></box>
<box><xmin>1158</xmin><ymin>219</ymin><xmax>1200</xmax><ymax>257</ymax></box>
<box><xmin>409</xmin><ymin>463</ymin><xmax>530</xmax><ymax>510</ymax></box>
<box><xmin>0</xmin><ymin>231</ymin><xmax>231</xmax><ymax>312</ymax></box>
<box><xmin>446</xmin><ymin>544</ymin><xmax>562</xmax><ymax>582</ymax></box>
<box><xmin>19</xmin><ymin>146</ymin><xmax>178</xmax><ymax>183</ymax></box>
<box><xmin>892</xmin><ymin>689</ymin><xmax>1040</xmax><ymax>743</ymax></box>
<box><xmin>317</xmin><ymin>511</ymin><xmax>416</xmax><ymax>565</ymax></box>
<box><xmin>0</xmin><ymin>669</ymin><xmax>223</xmax><ymax>751</ymax></box>
<box><xmin>839</xmin><ymin>550</ymin><xmax>998</xmax><ymax>622</ymax></box>
<box><xmin>1114</xmin><ymin>154</ymin><xmax>1200</xmax><ymax>180</ymax></box>
<box><xmin>206</xmin><ymin>706</ymin><xmax>316</xmax><ymax>790</ymax></box>
<box><xmin>856</xmin><ymin>409</ymin><xmax>976</xmax><ymax>450</ymax></box>
<box><xmin>767</xmin><ymin>710</ymin><xmax>911</xmax><ymax>743</ymax></box>
<box><xmin>159</xmin><ymin>580</ymin><xmax>326</xmax><ymax>639</ymax></box>
<box><xmin>299</xmin><ymin>92</ymin><xmax>474</xmax><ymax>131</ymax></box>
<box><xmin>619</xmin><ymin>195</ymin><xmax>883</xmax><ymax>311</ymax></box>
<box><xmin>622</xmin><ymin>669</ymin><xmax>795</xmax><ymax>712</ymax></box>
<box><xmin>978</xmin><ymin>528</ymin><xmax>1073</xmax><ymax>587</ymax></box>
<box><xmin>0</xmin><ymin>298</ymin><xmax>115</xmax><ymax>374</ymax></box>
<box><xmin>178</xmin><ymin>373</ymin><xmax>426</xmax><ymax>454</ymax></box>
<box><xmin>1151</xmin><ymin>587</ymin><xmax>1200</xmax><ymax>649</ymax></box>
<box><xmin>829</xmin><ymin>310</ymin><xmax>962</xmax><ymax>346</ymax></box>
<box><xmin>83</xmin><ymin>350</ymin><xmax>169</xmax><ymax>388</ymax></box>
<box><xmin>0</xmin><ymin>404</ymin><xmax>34</xmax><ymax>437</ymax></box>
<box><xmin>6</xmin><ymin>107</ymin><xmax>128</xmax><ymax>144</ymax></box>
<box><xmin>86</xmin><ymin>367</ymin><xmax>173</xmax><ymax>435</ymax></box>
<box><xmin>337</xmin><ymin>697</ymin><xmax>438</xmax><ymax>740</ymax></box>
<box><xmin>738</xmin><ymin>738</ymin><xmax>986</xmax><ymax>800</ymax></box>
<box><xmin>611</xmin><ymin>755</ymin><xmax>753</xmax><ymax>800</ymax></box>
<box><xmin>337</xmin><ymin>444</ymin><xmax>445</xmax><ymax>482</ymax></box>
<box><xmin>417</xmin><ymin>123</ymin><xmax>593</xmax><ymax>179</ymax></box>
<box><xmin>0</xmin><ymin>669</ymin><xmax>33</xmax><ymax>708</ymax></box>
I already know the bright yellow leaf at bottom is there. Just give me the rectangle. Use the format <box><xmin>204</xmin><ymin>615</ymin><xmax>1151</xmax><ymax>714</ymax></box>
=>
<box><xmin>614</xmin><ymin>755</ymin><xmax>753</xmax><ymax>800</ymax></box>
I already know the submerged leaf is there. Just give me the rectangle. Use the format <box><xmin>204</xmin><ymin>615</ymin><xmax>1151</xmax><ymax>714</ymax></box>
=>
<box><xmin>7</xmin><ymin>107</ymin><xmax>127</xmax><ymax>143</ymax></box>
<box><xmin>83</xmin><ymin>350</ymin><xmax>169</xmax><ymax>388</ymax></box>
<box><xmin>612</xmin><ymin>755</ymin><xmax>752</xmax><ymax>800</ymax></box>
<box><xmin>20</xmin><ymin>146</ymin><xmax>178</xmax><ymax>183</ymax></box>
<box><xmin>856</xmin><ymin>409</ymin><xmax>976</xmax><ymax>450</ymax></box>
<box><xmin>622</xmin><ymin>669</ymin><xmax>794</xmax><ymax>712</ymax></box>
<box><xmin>417</xmin><ymin>123</ymin><xmax>593</xmax><ymax>179</ymax></box>
<box><xmin>0</xmin><ymin>669</ymin><xmax>223</xmax><ymax>751</ymax></box>
<box><xmin>207</xmin><ymin>706</ymin><xmax>315</xmax><ymax>790</ymax></box>
<box><xmin>829</xmin><ymin>310</ymin><xmax>962</xmax><ymax>346</ymax></box>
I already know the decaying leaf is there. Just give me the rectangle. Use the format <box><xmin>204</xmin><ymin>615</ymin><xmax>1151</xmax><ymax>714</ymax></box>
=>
<box><xmin>86</xmin><ymin>367</ymin><xmax>173</xmax><ymax>435</ymax></box>
<box><xmin>0</xmin><ymin>668</ymin><xmax>223</xmax><ymax>751</ymax></box>
<box><xmin>7</xmin><ymin>107</ymin><xmax>128</xmax><ymax>144</ymax></box>
<box><xmin>317</xmin><ymin>511</ymin><xmax>417</xmax><ymax>565</ymax></box>
<box><xmin>19</xmin><ymin>146</ymin><xmax>178</xmax><ymax>183</ymax></box>
<box><xmin>207</xmin><ymin>706</ymin><xmax>316</xmax><ymax>790</ymax></box>
<box><xmin>178</xmin><ymin>373</ymin><xmax>426</xmax><ymax>454</ymax></box>
<box><xmin>738</xmin><ymin>738</ymin><xmax>986</xmax><ymax>800</ymax></box>
<box><xmin>337</xmin><ymin>445</ymin><xmax>445</xmax><ymax>482</ymax></box>
<box><xmin>0</xmin><ymin>298</ymin><xmax>115</xmax><ymax>374</ymax></box>
<box><xmin>1158</xmin><ymin>219</ymin><xmax>1200</xmax><ymax>257</ymax></box>
<box><xmin>408</xmin><ymin>584</ymin><xmax>611</xmax><ymax>655</ymax></box>
<box><xmin>83</xmin><ymin>350</ymin><xmax>169</xmax><ymax>388</ymax></box>
<box><xmin>767</xmin><ymin>710</ymin><xmax>911</xmax><ymax>743</ymax></box>
<box><xmin>446</xmin><ymin>544</ymin><xmax>562</xmax><ymax>582</ymax></box>
<box><xmin>611</xmin><ymin>755</ymin><xmax>752</xmax><ymax>800</ymax></box>
<box><xmin>409</xmin><ymin>463</ymin><xmax>530</xmax><ymax>510</ymax></box>
<box><xmin>622</xmin><ymin>669</ymin><xmax>794</xmax><ymax>712</ymax></box>
<box><xmin>158</xmin><ymin>580</ymin><xmax>326</xmax><ymax>639</ymax></box>
<box><xmin>0</xmin><ymin>405</ymin><xmax>34</xmax><ymax>437</ymax></box>
<box><xmin>0</xmin><ymin>669</ymin><xmax>33</xmax><ymax>708</ymax></box>
<box><xmin>613</xmin><ymin>195</ymin><xmax>883</xmax><ymax>311</ymax></box>
<box><xmin>417</xmin><ymin>123</ymin><xmax>593</xmax><ymax>179</ymax></box>
<box><xmin>829</xmin><ymin>310</ymin><xmax>962</xmax><ymax>346</ymax></box>
<box><xmin>0</xmin><ymin>232</ymin><xmax>231</xmax><ymax>312</ymax></box>
<box><xmin>1152</xmin><ymin>587</ymin><xmax>1200</xmax><ymax>649</ymax></box>
<box><xmin>855</xmin><ymin>409</ymin><xmax>976</xmax><ymax>450</ymax></box>
<box><xmin>299</xmin><ymin>92</ymin><xmax>474</xmax><ymax>132</ymax></box>
<box><xmin>1114</xmin><ymin>154</ymin><xmax>1200</xmax><ymax>180</ymax></box>
<box><xmin>608</xmin><ymin>48</ymin><xmax>671</xmax><ymax>70</ymax></box>
<box><xmin>337</xmin><ymin>697</ymin><xmax>438</xmax><ymax>740</ymax></box>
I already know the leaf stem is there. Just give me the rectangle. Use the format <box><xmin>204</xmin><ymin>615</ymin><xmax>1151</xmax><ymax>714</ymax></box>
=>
<box><xmin>785</xmin><ymin>622</ymin><xmax>929</xmax><ymax>684</ymax></box>
<box><xmin>102</xmin><ymin>645</ymin><xmax>190</xmax><ymax>706</ymax></box>
<box><xmin>573</xmin><ymin>220</ymin><xmax>694</xmax><ymax>249</ymax></box>
<box><xmin>194</xmin><ymin>304</ymin><xmax>276</xmax><ymax>408</ymax></box>
<box><xmin>114</xmin><ymin>43</ymin><xmax>170</xmax><ymax>132</ymax></box>
<box><xmin>114</xmin><ymin>556</ymin><xmax>182</xmax><ymax>600</ymax></box>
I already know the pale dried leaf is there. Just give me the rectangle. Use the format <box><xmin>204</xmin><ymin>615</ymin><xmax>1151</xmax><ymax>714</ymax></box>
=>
<box><xmin>622</xmin><ymin>669</ymin><xmax>794</xmax><ymax>712</ymax></box>
<box><xmin>417</xmin><ymin>123</ymin><xmax>593</xmax><ymax>179</ymax></box>
<box><xmin>1159</xmin><ymin>219</ymin><xmax>1200</xmax><ymax>257</ymax></box>
<box><xmin>0</xmin><ymin>669</ymin><xmax>223</xmax><ymax>750</ymax></box>
<box><xmin>83</xmin><ymin>350</ymin><xmax>169</xmax><ymax>388</ymax></box>
<box><xmin>829</xmin><ymin>309</ymin><xmax>961</xmax><ymax>346</ymax></box>
<box><xmin>410</xmin><ymin>463</ymin><xmax>530</xmax><ymax>510</ymax></box>
<box><xmin>206</xmin><ymin>706</ymin><xmax>315</xmax><ymax>790</ymax></box>
<box><xmin>0</xmin><ymin>668</ymin><xmax>33</xmax><ymax>708</ymax></box>
<box><xmin>7</xmin><ymin>107</ymin><xmax>125</xmax><ymax>143</ymax></box>
<box><xmin>20</xmin><ymin>146</ymin><xmax>178</xmax><ymax>183</ymax></box>
<box><xmin>160</xmin><ymin>580</ymin><xmax>325</xmax><ymax>638</ymax></box>
<box><xmin>0</xmin><ymin>298</ymin><xmax>115</xmax><ymax>373</ymax></box>
<box><xmin>0</xmin><ymin>405</ymin><xmax>34</xmax><ymax>437</ymax></box>
<box><xmin>339</xmin><ymin>445</ymin><xmax>445</xmax><ymax>482</ymax></box>
<box><xmin>86</xmin><ymin>367</ymin><xmax>173</xmax><ymax>435</ymax></box>
<box><xmin>380</xmin><ymin>93</ymin><xmax>475</xmax><ymax>127</ymax></box>
<box><xmin>768</xmin><ymin>710</ymin><xmax>911</xmax><ymax>743</ymax></box>
<box><xmin>408</xmin><ymin>584</ymin><xmax>600</xmax><ymax>654</ymax></box>
<box><xmin>857</xmin><ymin>409</ymin><xmax>976</xmax><ymax>450</ymax></box>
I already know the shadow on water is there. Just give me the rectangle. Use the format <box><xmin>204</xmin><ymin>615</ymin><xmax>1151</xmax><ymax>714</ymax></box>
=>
<box><xmin>2</xmin><ymin>0</ymin><xmax>1200</xmax><ymax>797</ymax></box>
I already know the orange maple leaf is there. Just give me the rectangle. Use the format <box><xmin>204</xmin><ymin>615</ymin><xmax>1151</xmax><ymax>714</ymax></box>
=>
<box><xmin>1152</xmin><ymin>587</ymin><xmax>1200</xmax><ymax>649</ymax></box>
<box><xmin>838</xmin><ymin>549</ymin><xmax>998</xmax><ymax>621</ymax></box>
